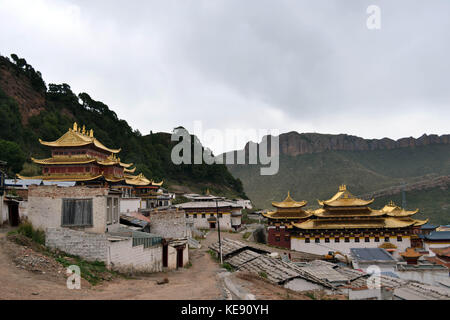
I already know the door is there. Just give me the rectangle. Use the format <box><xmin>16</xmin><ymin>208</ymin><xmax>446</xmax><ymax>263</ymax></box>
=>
<box><xmin>162</xmin><ymin>244</ymin><xmax>168</xmax><ymax>268</ymax></box>
<box><xmin>209</xmin><ymin>222</ymin><xmax>216</xmax><ymax>229</ymax></box>
<box><xmin>8</xmin><ymin>202</ymin><xmax>19</xmax><ymax>227</ymax></box>
<box><xmin>176</xmin><ymin>247</ymin><xmax>184</xmax><ymax>268</ymax></box>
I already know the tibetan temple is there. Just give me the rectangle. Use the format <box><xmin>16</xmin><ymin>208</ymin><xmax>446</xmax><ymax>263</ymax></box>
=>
<box><xmin>18</xmin><ymin>123</ymin><xmax>162</xmax><ymax>191</ymax></box>
<box><xmin>265</xmin><ymin>185</ymin><xmax>428</xmax><ymax>255</ymax></box>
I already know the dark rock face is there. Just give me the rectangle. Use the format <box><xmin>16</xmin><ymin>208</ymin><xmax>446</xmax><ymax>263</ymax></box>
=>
<box><xmin>265</xmin><ymin>132</ymin><xmax>450</xmax><ymax>156</ymax></box>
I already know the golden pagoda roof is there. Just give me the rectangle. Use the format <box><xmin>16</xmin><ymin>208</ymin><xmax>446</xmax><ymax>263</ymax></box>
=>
<box><xmin>124</xmin><ymin>167</ymin><xmax>136</xmax><ymax>173</ymax></box>
<box><xmin>124</xmin><ymin>173</ymin><xmax>152</xmax><ymax>186</ymax></box>
<box><xmin>31</xmin><ymin>156</ymin><xmax>96</xmax><ymax>165</ymax></box>
<box><xmin>272</xmin><ymin>191</ymin><xmax>307</xmax><ymax>208</ymax></box>
<box><xmin>262</xmin><ymin>210</ymin><xmax>313</xmax><ymax>220</ymax></box>
<box><xmin>292</xmin><ymin>217</ymin><xmax>422</xmax><ymax>230</ymax></box>
<box><xmin>17</xmin><ymin>173</ymin><xmax>103</xmax><ymax>182</ymax></box>
<box><xmin>312</xmin><ymin>207</ymin><xmax>385</xmax><ymax>218</ymax></box>
<box><xmin>381</xmin><ymin>200</ymin><xmax>419</xmax><ymax>217</ymax></box>
<box><xmin>39</xmin><ymin>122</ymin><xmax>121</xmax><ymax>154</ymax></box>
<box><xmin>318</xmin><ymin>185</ymin><xmax>374</xmax><ymax>207</ymax></box>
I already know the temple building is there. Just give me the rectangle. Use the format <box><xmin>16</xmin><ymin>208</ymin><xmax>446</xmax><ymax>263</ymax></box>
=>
<box><xmin>271</xmin><ymin>185</ymin><xmax>428</xmax><ymax>255</ymax></box>
<box><xmin>18</xmin><ymin>122</ymin><xmax>162</xmax><ymax>190</ymax></box>
<box><xmin>262</xmin><ymin>192</ymin><xmax>312</xmax><ymax>248</ymax></box>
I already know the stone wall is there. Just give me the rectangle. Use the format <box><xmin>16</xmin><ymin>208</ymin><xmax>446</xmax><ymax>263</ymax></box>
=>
<box><xmin>46</xmin><ymin>227</ymin><xmax>109</xmax><ymax>262</ymax></box>
<box><xmin>148</xmin><ymin>209</ymin><xmax>191</xmax><ymax>238</ymax></box>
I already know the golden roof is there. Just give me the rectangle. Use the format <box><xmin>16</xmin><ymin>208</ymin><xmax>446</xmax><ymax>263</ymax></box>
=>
<box><xmin>262</xmin><ymin>210</ymin><xmax>313</xmax><ymax>220</ymax></box>
<box><xmin>39</xmin><ymin>122</ymin><xmax>121</xmax><ymax>154</ymax></box>
<box><xmin>312</xmin><ymin>207</ymin><xmax>385</xmax><ymax>218</ymax></box>
<box><xmin>17</xmin><ymin>173</ymin><xmax>103</xmax><ymax>182</ymax></box>
<box><xmin>124</xmin><ymin>167</ymin><xmax>136</xmax><ymax>173</ymax></box>
<box><xmin>318</xmin><ymin>185</ymin><xmax>374</xmax><ymax>207</ymax></box>
<box><xmin>292</xmin><ymin>217</ymin><xmax>422</xmax><ymax>230</ymax></box>
<box><xmin>272</xmin><ymin>191</ymin><xmax>307</xmax><ymax>208</ymax></box>
<box><xmin>381</xmin><ymin>200</ymin><xmax>419</xmax><ymax>217</ymax></box>
<box><xmin>31</xmin><ymin>156</ymin><xmax>96</xmax><ymax>165</ymax></box>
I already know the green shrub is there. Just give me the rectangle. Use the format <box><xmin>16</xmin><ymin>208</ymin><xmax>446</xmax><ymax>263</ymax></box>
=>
<box><xmin>17</xmin><ymin>222</ymin><xmax>45</xmax><ymax>245</ymax></box>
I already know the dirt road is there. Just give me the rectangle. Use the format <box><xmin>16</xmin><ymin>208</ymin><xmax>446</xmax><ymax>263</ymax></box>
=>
<box><xmin>0</xmin><ymin>227</ymin><xmax>225</xmax><ymax>300</ymax></box>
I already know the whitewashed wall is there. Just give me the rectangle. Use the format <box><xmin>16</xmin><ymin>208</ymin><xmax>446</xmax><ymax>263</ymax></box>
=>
<box><xmin>291</xmin><ymin>236</ymin><xmax>411</xmax><ymax>255</ymax></box>
<box><xmin>120</xmin><ymin>198</ymin><xmax>140</xmax><ymax>214</ymax></box>
<box><xmin>423</xmin><ymin>242</ymin><xmax>450</xmax><ymax>256</ymax></box>
<box><xmin>186</xmin><ymin>213</ymin><xmax>233</xmax><ymax>230</ymax></box>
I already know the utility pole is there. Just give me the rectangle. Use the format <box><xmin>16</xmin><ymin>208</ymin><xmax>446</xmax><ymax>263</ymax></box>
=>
<box><xmin>216</xmin><ymin>199</ymin><xmax>223</xmax><ymax>264</ymax></box>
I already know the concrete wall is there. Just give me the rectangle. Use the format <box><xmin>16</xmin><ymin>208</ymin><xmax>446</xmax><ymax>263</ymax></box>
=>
<box><xmin>149</xmin><ymin>209</ymin><xmax>191</xmax><ymax>238</ymax></box>
<box><xmin>28</xmin><ymin>185</ymin><xmax>120</xmax><ymax>234</ymax></box>
<box><xmin>284</xmin><ymin>278</ymin><xmax>324</xmax><ymax>291</ymax></box>
<box><xmin>108</xmin><ymin>238</ymin><xmax>162</xmax><ymax>273</ymax></box>
<box><xmin>397</xmin><ymin>269</ymin><xmax>449</xmax><ymax>287</ymax></box>
<box><xmin>120</xmin><ymin>198</ymin><xmax>140</xmax><ymax>214</ymax></box>
<box><xmin>186</xmin><ymin>212</ymin><xmax>233</xmax><ymax>230</ymax></box>
<box><xmin>46</xmin><ymin>227</ymin><xmax>163</xmax><ymax>273</ymax></box>
<box><xmin>424</xmin><ymin>242</ymin><xmax>450</xmax><ymax>256</ymax></box>
<box><xmin>291</xmin><ymin>236</ymin><xmax>411</xmax><ymax>255</ymax></box>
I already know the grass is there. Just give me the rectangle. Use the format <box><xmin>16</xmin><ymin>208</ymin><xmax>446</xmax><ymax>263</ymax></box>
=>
<box><xmin>221</xmin><ymin>262</ymin><xmax>234</xmax><ymax>272</ymax></box>
<box><xmin>258</xmin><ymin>271</ymin><xmax>268</xmax><ymax>279</ymax></box>
<box><xmin>305</xmin><ymin>291</ymin><xmax>316</xmax><ymax>300</ymax></box>
<box><xmin>243</xmin><ymin>232</ymin><xmax>252</xmax><ymax>240</ymax></box>
<box><xmin>10</xmin><ymin>221</ymin><xmax>45</xmax><ymax>245</ymax></box>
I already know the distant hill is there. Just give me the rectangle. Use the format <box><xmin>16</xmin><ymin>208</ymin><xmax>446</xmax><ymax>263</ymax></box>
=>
<box><xmin>0</xmin><ymin>54</ymin><xmax>246</xmax><ymax>198</ymax></box>
<box><xmin>226</xmin><ymin>132</ymin><xmax>450</xmax><ymax>224</ymax></box>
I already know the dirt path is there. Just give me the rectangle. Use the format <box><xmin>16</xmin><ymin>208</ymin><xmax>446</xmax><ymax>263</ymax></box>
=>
<box><xmin>0</xmin><ymin>227</ymin><xmax>225</xmax><ymax>300</ymax></box>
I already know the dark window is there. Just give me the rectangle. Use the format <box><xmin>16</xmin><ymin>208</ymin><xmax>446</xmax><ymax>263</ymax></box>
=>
<box><xmin>345</xmin><ymin>237</ymin><xmax>350</xmax><ymax>243</ymax></box>
<box><xmin>218</xmin><ymin>213</ymin><xmax>223</xmax><ymax>218</ymax></box>
<box><xmin>185</xmin><ymin>214</ymin><xmax>189</xmax><ymax>218</ymax></box>
<box><xmin>365</xmin><ymin>237</ymin><xmax>370</xmax><ymax>242</ymax></box>
<box><xmin>305</xmin><ymin>238</ymin><xmax>310</xmax><ymax>243</ymax></box>
<box><xmin>315</xmin><ymin>238</ymin><xmax>320</xmax><ymax>243</ymax></box>
<box><xmin>325</xmin><ymin>238</ymin><xmax>330</xmax><ymax>243</ymax></box>
<box><xmin>44</xmin><ymin>168</ymin><xmax>49</xmax><ymax>173</ymax></box>
<box><xmin>375</xmin><ymin>237</ymin><xmax>380</xmax><ymax>242</ymax></box>
<box><xmin>355</xmin><ymin>237</ymin><xmax>360</xmax><ymax>243</ymax></box>
<box><xmin>385</xmin><ymin>237</ymin><xmax>390</xmax><ymax>242</ymax></box>
<box><xmin>210</xmin><ymin>214</ymin><xmax>214</xmax><ymax>217</ymax></box>
<box><xmin>193</xmin><ymin>214</ymin><xmax>197</xmax><ymax>219</ymax></box>
<box><xmin>275</xmin><ymin>237</ymin><xmax>280</xmax><ymax>242</ymax></box>
<box><xmin>397</xmin><ymin>236</ymin><xmax>402</xmax><ymax>242</ymax></box>
<box><xmin>284</xmin><ymin>236</ymin><xmax>289</xmax><ymax>242</ymax></box>
<box><xmin>335</xmin><ymin>237</ymin><xmax>340</xmax><ymax>243</ymax></box>
<box><xmin>62</xmin><ymin>199</ymin><xmax>93</xmax><ymax>227</ymax></box>
<box><xmin>86</xmin><ymin>167</ymin><xmax>90</xmax><ymax>172</ymax></box>
<box><xmin>202</xmin><ymin>214</ymin><xmax>206</xmax><ymax>218</ymax></box>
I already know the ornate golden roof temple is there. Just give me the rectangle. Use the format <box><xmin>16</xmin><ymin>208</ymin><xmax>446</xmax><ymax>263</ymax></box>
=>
<box><xmin>291</xmin><ymin>185</ymin><xmax>427</xmax><ymax>232</ymax></box>
<box><xmin>18</xmin><ymin>122</ymin><xmax>163</xmax><ymax>187</ymax></box>
<box><xmin>262</xmin><ymin>191</ymin><xmax>312</xmax><ymax>220</ymax></box>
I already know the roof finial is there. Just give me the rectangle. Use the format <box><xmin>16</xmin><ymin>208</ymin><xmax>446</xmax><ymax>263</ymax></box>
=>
<box><xmin>73</xmin><ymin>122</ymin><xmax>78</xmax><ymax>131</ymax></box>
<box><xmin>89</xmin><ymin>129</ymin><xmax>94</xmax><ymax>137</ymax></box>
<box><xmin>82</xmin><ymin>125</ymin><xmax>86</xmax><ymax>135</ymax></box>
<box><xmin>339</xmin><ymin>184</ymin><xmax>346</xmax><ymax>191</ymax></box>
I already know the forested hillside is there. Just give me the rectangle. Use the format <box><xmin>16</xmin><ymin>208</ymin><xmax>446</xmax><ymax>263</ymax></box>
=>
<box><xmin>0</xmin><ymin>54</ymin><xmax>245</xmax><ymax>198</ymax></box>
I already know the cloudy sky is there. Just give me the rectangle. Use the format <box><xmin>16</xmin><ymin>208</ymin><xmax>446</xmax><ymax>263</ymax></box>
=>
<box><xmin>1</xmin><ymin>0</ymin><xmax>449</xmax><ymax>153</ymax></box>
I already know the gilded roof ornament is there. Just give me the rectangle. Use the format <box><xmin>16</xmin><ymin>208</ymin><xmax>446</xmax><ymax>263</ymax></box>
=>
<box><xmin>73</xmin><ymin>122</ymin><xmax>78</xmax><ymax>131</ymax></box>
<box><xmin>82</xmin><ymin>125</ymin><xmax>86</xmax><ymax>135</ymax></box>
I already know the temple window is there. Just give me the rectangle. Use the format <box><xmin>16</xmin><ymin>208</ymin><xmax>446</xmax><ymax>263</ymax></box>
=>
<box><xmin>375</xmin><ymin>237</ymin><xmax>380</xmax><ymax>242</ymax></box>
<box><xmin>284</xmin><ymin>236</ymin><xmax>289</xmax><ymax>242</ymax></box>
<box><xmin>275</xmin><ymin>237</ymin><xmax>280</xmax><ymax>242</ymax></box>
<box><xmin>210</xmin><ymin>214</ymin><xmax>214</xmax><ymax>217</ymax></box>
<box><xmin>355</xmin><ymin>237</ymin><xmax>360</xmax><ymax>242</ymax></box>
<box><xmin>344</xmin><ymin>237</ymin><xmax>350</xmax><ymax>243</ymax></box>
<box><xmin>315</xmin><ymin>238</ymin><xmax>320</xmax><ymax>243</ymax></box>
<box><xmin>397</xmin><ymin>236</ymin><xmax>402</xmax><ymax>242</ymax></box>
<box><xmin>335</xmin><ymin>237</ymin><xmax>340</xmax><ymax>243</ymax></box>
<box><xmin>365</xmin><ymin>237</ymin><xmax>370</xmax><ymax>242</ymax></box>
<box><xmin>86</xmin><ymin>167</ymin><xmax>90</xmax><ymax>172</ymax></box>
<box><xmin>202</xmin><ymin>214</ymin><xmax>206</xmax><ymax>218</ymax></box>
<box><xmin>218</xmin><ymin>213</ymin><xmax>223</xmax><ymax>218</ymax></box>
<box><xmin>385</xmin><ymin>237</ymin><xmax>390</xmax><ymax>242</ymax></box>
<box><xmin>185</xmin><ymin>214</ymin><xmax>189</xmax><ymax>218</ymax></box>
<box><xmin>325</xmin><ymin>238</ymin><xmax>330</xmax><ymax>243</ymax></box>
<box><xmin>193</xmin><ymin>214</ymin><xmax>197</xmax><ymax>219</ymax></box>
<box><xmin>305</xmin><ymin>238</ymin><xmax>310</xmax><ymax>243</ymax></box>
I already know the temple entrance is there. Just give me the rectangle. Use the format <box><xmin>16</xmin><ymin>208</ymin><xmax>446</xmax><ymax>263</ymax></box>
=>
<box><xmin>209</xmin><ymin>222</ymin><xmax>216</xmax><ymax>229</ymax></box>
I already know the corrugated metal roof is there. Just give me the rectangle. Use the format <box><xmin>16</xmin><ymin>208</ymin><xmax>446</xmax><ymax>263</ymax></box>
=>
<box><xmin>350</xmin><ymin>248</ymin><xmax>396</xmax><ymax>262</ymax></box>
<box><xmin>424</xmin><ymin>231</ymin><xmax>450</xmax><ymax>241</ymax></box>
